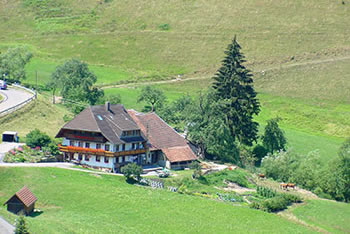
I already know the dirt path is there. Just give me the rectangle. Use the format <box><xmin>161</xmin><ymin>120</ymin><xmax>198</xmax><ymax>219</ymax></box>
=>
<box><xmin>101</xmin><ymin>55</ymin><xmax>350</xmax><ymax>90</ymax></box>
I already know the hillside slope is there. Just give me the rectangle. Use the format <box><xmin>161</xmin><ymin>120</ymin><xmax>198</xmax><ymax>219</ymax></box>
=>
<box><xmin>0</xmin><ymin>167</ymin><xmax>316</xmax><ymax>233</ymax></box>
<box><xmin>0</xmin><ymin>0</ymin><xmax>349</xmax><ymax>84</ymax></box>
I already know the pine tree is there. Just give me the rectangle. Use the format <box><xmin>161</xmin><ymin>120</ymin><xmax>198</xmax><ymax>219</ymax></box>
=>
<box><xmin>212</xmin><ymin>36</ymin><xmax>260</xmax><ymax>146</ymax></box>
<box><xmin>15</xmin><ymin>216</ymin><xmax>30</xmax><ymax>234</ymax></box>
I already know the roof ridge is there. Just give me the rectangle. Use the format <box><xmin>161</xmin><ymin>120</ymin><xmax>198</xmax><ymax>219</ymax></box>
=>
<box><xmin>89</xmin><ymin>106</ymin><xmax>102</xmax><ymax>132</ymax></box>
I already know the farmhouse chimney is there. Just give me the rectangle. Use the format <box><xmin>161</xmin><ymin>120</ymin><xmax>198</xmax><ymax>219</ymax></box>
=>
<box><xmin>105</xmin><ymin>101</ymin><xmax>111</xmax><ymax>112</ymax></box>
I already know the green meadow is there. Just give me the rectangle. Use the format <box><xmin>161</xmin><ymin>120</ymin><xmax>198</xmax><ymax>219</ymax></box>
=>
<box><xmin>0</xmin><ymin>1</ymin><xmax>349</xmax><ymax>231</ymax></box>
<box><xmin>293</xmin><ymin>200</ymin><xmax>350</xmax><ymax>233</ymax></box>
<box><xmin>0</xmin><ymin>167</ymin><xmax>316</xmax><ymax>233</ymax></box>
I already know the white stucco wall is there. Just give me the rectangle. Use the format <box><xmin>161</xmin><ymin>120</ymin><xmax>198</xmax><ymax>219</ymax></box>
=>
<box><xmin>73</xmin><ymin>153</ymin><xmax>115</xmax><ymax>169</ymax></box>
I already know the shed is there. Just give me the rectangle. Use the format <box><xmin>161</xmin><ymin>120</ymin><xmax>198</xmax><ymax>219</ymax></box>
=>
<box><xmin>2</xmin><ymin>131</ymin><xmax>18</xmax><ymax>142</ymax></box>
<box><xmin>3</xmin><ymin>186</ymin><xmax>37</xmax><ymax>215</ymax></box>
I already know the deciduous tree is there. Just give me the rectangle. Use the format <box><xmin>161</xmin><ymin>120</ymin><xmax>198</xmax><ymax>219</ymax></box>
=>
<box><xmin>137</xmin><ymin>86</ymin><xmax>166</xmax><ymax>112</ymax></box>
<box><xmin>121</xmin><ymin>163</ymin><xmax>143</xmax><ymax>181</ymax></box>
<box><xmin>26</xmin><ymin>129</ymin><xmax>51</xmax><ymax>148</ymax></box>
<box><xmin>51</xmin><ymin>59</ymin><xmax>104</xmax><ymax>113</ymax></box>
<box><xmin>262</xmin><ymin>118</ymin><xmax>287</xmax><ymax>153</ymax></box>
<box><xmin>0</xmin><ymin>47</ymin><xmax>32</xmax><ymax>83</ymax></box>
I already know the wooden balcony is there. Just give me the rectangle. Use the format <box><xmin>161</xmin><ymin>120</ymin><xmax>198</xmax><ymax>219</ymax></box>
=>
<box><xmin>58</xmin><ymin>145</ymin><xmax>114</xmax><ymax>157</ymax></box>
<box><xmin>58</xmin><ymin>145</ymin><xmax>146</xmax><ymax>157</ymax></box>
<box><xmin>65</xmin><ymin>134</ymin><xmax>105</xmax><ymax>142</ymax></box>
<box><xmin>114</xmin><ymin>148</ymin><xmax>146</xmax><ymax>156</ymax></box>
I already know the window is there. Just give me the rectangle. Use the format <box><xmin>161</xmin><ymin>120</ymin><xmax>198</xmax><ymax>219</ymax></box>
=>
<box><xmin>96</xmin><ymin>144</ymin><xmax>101</xmax><ymax>149</ymax></box>
<box><xmin>77</xmin><ymin>141</ymin><xmax>82</xmax><ymax>147</ymax></box>
<box><xmin>78</xmin><ymin>154</ymin><xmax>82</xmax><ymax>161</ymax></box>
<box><xmin>122</xmin><ymin>156</ymin><xmax>125</xmax><ymax>163</ymax></box>
<box><xmin>105</xmin><ymin>144</ymin><xmax>110</xmax><ymax>151</ymax></box>
<box><xmin>96</xmin><ymin>156</ymin><xmax>101</xmax><ymax>162</ymax></box>
<box><xmin>85</xmin><ymin>155</ymin><xmax>90</xmax><ymax>161</ymax></box>
<box><xmin>132</xmin><ymin>143</ymin><xmax>135</xmax><ymax>149</ymax></box>
<box><xmin>70</xmin><ymin>141</ymin><xmax>75</xmax><ymax>146</ymax></box>
<box><xmin>122</xmin><ymin>144</ymin><xmax>125</xmax><ymax>151</ymax></box>
<box><xmin>104</xmin><ymin>157</ymin><xmax>109</xmax><ymax>163</ymax></box>
<box><xmin>115</xmin><ymin>145</ymin><xmax>119</xmax><ymax>152</ymax></box>
<box><xmin>85</xmin><ymin>143</ymin><xmax>90</xmax><ymax>148</ymax></box>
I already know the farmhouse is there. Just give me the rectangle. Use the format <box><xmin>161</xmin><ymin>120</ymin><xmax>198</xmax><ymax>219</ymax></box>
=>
<box><xmin>128</xmin><ymin>110</ymin><xmax>197</xmax><ymax>169</ymax></box>
<box><xmin>56</xmin><ymin>102</ymin><xmax>196</xmax><ymax>172</ymax></box>
<box><xmin>4</xmin><ymin>186</ymin><xmax>37</xmax><ymax>215</ymax></box>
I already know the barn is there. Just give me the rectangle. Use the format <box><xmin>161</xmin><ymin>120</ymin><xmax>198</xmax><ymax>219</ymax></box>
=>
<box><xmin>3</xmin><ymin>186</ymin><xmax>37</xmax><ymax>215</ymax></box>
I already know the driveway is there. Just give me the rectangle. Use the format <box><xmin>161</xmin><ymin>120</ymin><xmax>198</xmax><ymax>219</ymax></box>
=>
<box><xmin>0</xmin><ymin>88</ymin><xmax>33</xmax><ymax>115</ymax></box>
<box><xmin>0</xmin><ymin>216</ymin><xmax>14</xmax><ymax>234</ymax></box>
<box><xmin>0</xmin><ymin>142</ymin><xmax>24</xmax><ymax>163</ymax></box>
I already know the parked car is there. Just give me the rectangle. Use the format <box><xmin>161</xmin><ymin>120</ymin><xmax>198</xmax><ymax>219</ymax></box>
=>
<box><xmin>0</xmin><ymin>80</ymin><xmax>7</xmax><ymax>90</ymax></box>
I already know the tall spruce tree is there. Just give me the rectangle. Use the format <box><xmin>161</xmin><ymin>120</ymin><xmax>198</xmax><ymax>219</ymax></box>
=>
<box><xmin>212</xmin><ymin>36</ymin><xmax>260</xmax><ymax>146</ymax></box>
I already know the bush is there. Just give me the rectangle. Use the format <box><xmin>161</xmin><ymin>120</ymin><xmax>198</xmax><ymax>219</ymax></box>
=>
<box><xmin>14</xmin><ymin>216</ymin><xmax>30</xmax><ymax>234</ymax></box>
<box><xmin>260</xmin><ymin>196</ymin><xmax>289</xmax><ymax>212</ymax></box>
<box><xmin>158</xmin><ymin>23</ymin><xmax>170</xmax><ymax>31</ymax></box>
<box><xmin>256</xmin><ymin>186</ymin><xmax>276</xmax><ymax>198</ymax></box>
<box><xmin>250</xmin><ymin>192</ymin><xmax>302</xmax><ymax>213</ymax></box>
<box><xmin>121</xmin><ymin>163</ymin><xmax>143</xmax><ymax>181</ymax></box>
<box><xmin>25</xmin><ymin>129</ymin><xmax>51</xmax><ymax>148</ymax></box>
<box><xmin>280</xmin><ymin>193</ymin><xmax>302</xmax><ymax>203</ymax></box>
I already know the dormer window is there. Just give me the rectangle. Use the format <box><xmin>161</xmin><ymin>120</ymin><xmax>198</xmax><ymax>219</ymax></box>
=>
<box><xmin>122</xmin><ymin>130</ymin><xmax>140</xmax><ymax>137</ymax></box>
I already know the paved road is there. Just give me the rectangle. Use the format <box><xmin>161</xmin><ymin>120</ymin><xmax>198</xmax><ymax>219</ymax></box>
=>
<box><xmin>0</xmin><ymin>88</ymin><xmax>33</xmax><ymax>114</ymax></box>
<box><xmin>0</xmin><ymin>216</ymin><xmax>14</xmax><ymax>234</ymax></box>
<box><xmin>0</xmin><ymin>142</ymin><xmax>24</xmax><ymax>163</ymax></box>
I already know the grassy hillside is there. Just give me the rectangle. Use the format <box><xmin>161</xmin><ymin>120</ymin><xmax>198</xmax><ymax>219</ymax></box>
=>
<box><xmin>0</xmin><ymin>167</ymin><xmax>315</xmax><ymax>233</ymax></box>
<box><xmin>0</xmin><ymin>0</ymin><xmax>348</xmax><ymax>85</ymax></box>
<box><xmin>293</xmin><ymin>200</ymin><xmax>350</xmax><ymax>233</ymax></box>
<box><xmin>0</xmin><ymin>94</ymin><xmax>72</xmax><ymax>138</ymax></box>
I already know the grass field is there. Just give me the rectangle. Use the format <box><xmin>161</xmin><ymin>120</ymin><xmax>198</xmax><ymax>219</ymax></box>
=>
<box><xmin>0</xmin><ymin>0</ymin><xmax>348</xmax><ymax>86</ymax></box>
<box><xmin>0</xmin><ymin>167</ymin><xmax>315</xmax><ymax>233</ymax></box>
<box><xmin>293</xmin><ymin>200</ymin><xmax>350</xmax><ymax>233</ymax></box>
<box><xmin>0</xmin><ymin>95</ymin><xmax>72</xmax><ymax>139</ymax></box>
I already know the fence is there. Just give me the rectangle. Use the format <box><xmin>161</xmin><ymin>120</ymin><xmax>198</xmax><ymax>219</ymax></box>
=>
<box><xmin>0</xmin><ymin>84</ymin><xmax>36</xmax><ymax>117</ymax></box>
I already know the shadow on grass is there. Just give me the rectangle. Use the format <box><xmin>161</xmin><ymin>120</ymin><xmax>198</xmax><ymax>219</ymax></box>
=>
<box><xmin>29</xmin><ymin>210</ymin><xmax>43</xmax><ymax>218</ymax></box>
<box><xmin>125</xmin><ymin>177</ymin><xmax>138</xmax><ymax>184</ymax></box>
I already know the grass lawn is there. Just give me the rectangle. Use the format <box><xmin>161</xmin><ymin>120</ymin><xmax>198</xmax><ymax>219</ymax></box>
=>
<box><xmin>0</xmin><ymin>167</ymin><xmax>315</xmax><ymax>233</ymax></box>
<box><xmin>293</xmin><ymin>200</ymin><xmax>350</xmax><ymax>234</ymax></box>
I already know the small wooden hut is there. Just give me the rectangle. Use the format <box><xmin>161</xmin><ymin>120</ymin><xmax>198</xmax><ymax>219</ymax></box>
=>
<box><xmin>3</xmin><ymin>186</ymin><xmax>37</xmax><ymax>215</ymax></box>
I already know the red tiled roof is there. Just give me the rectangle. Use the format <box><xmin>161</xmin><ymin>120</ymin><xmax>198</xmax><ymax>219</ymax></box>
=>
<box><xmin>16</xmin><ymin>186</ymin><xmax>37</xmax><ymax>207</ymax></box>
<box><xmin>127</xmin><ymin>110</ymin><xmax>197</xmax><ymax>163</ymax></box>
<box><xmin>127</xmin><ymin>110</ymin><xmax>188</xmax><ymax>150</ymax></box>
<box><xmin>162</xmin><ymin>146</ymin><xmax>197</xmax><ymax>163</ymax></box>
<box><xmin>4</xmin><ymin>186</ymin><xmax>37</xmax><ymax>207</ymax></box>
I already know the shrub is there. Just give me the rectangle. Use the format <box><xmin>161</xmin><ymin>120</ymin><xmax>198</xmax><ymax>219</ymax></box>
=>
<box><xmin>121</xmin><ymin>163</ymin><xmax>143</xmax><ymax>181</ymax></box>
<box><xmin>25</xmin><ymin>129</ymin><xmax>51</xmax><ymax>148</ymax></box>
<box><xmin>260</xmin><ymin>196</ymin><xmax>289</xmax><ymax>212</ymax></box>
<box><xmin>256</xmin><ymin>186</ymin><xmax>276</xmax><ymax>198</ymax></box>
<box><xmin>280</xmin><ymin>193</ymin><xmax>302</xmax><ymax>203</ymax></box>
<box><xmin>14</xmin><ymin>216</ymin><xmax>30</xmax><ymax>234</ymax></box>
<box><xmin>158</xmin><ymin>23</ymin><xmax>170</xmax><ymax>31</ymax></box>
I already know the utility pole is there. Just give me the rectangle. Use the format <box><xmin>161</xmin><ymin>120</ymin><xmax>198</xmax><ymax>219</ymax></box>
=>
<box><xmin>35</xmin><ymin>70</ymin><xmax>38</xmax><ymax>99</ymax></box>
